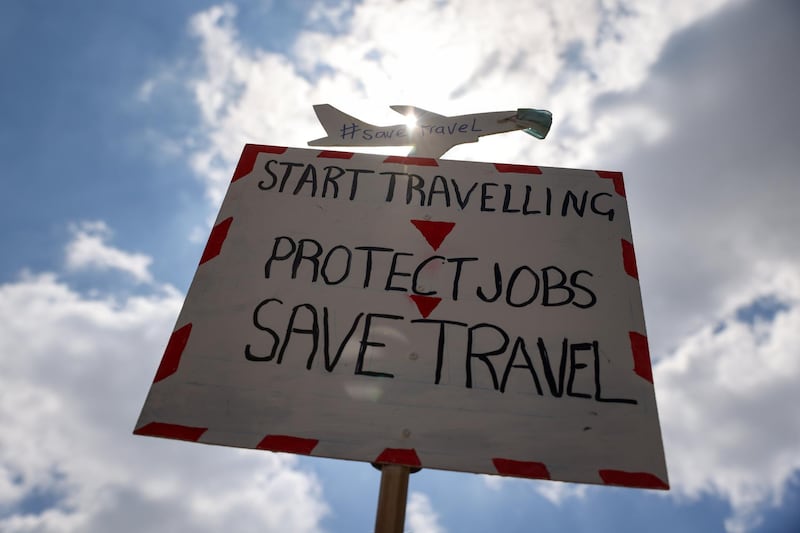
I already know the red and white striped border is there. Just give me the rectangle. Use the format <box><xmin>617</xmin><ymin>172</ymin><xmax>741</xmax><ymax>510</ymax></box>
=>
<box><xmin>138</xmin><ymin>146</ymin><xmax>664</xmax><ymax>490</ymax></box>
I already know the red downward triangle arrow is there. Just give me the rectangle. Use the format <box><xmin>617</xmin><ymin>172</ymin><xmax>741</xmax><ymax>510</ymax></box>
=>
<box><xmin>410</xmin><ymin>220</ymin><xmax>456</xmax><ymax>251</ymax></box>
<box><xmin>409</xmin><ymin>295</ymin><xmax>442</xmax><ymax>318</ymax></box>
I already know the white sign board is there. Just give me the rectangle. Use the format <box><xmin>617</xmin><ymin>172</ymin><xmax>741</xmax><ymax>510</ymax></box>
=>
<box><xmin>135</xmin><ymin>145</ymin><xmax>669</xmax><ymax>490</ymax></box>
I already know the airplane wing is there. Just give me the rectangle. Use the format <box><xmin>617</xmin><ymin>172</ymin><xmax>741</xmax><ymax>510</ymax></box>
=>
<box><xmin>389</xmin><ymin>105</ymin><xmax>447</xmax><ymax>123</ymax></box>
<box><xmin>408</xmin><ymin>137</ymin><xmax>474</xmax><ymax>159</ymax></box>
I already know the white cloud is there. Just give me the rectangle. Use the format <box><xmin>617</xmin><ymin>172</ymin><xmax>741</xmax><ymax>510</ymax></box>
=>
<box><xmin>406</xmin><ymin>491</ymin><xmax>445</xmax><ymax>533</ymax></box>
<box><xmin>181</xmin><ymin>5</ymin><xmax>318</xmax><ymax>204</ymax></box>
<box><xmin>0</xmin><ymin>242</ymin><xmax>328</xmax><ymax>531</ymax></box>
<box><xmin>479</xmin><ymin>473</ymin><xmax>588</xmax><ymax>506</ymax></box>
<box><xmin>136</xmin><ymin>79</ymin><xmax>157</xmax><ymax>103</ymax></box>
<box><xmin>585</xmin><ymin>0</ymin><xmax>800</xmax><ymax>357</ymax></box>
<box><xmin>517</xmin><ymin>2</ymin><xmax>800</xmax><ymax>528</ymax></box>
<box><xmin>478</xmin><ymin>263</ymin><xmax>800</xmax><ymax>532</ymax></box>
<box><xmin>181</xmin><ymin>0</ymin><xmax>735</xmax><ymax>204</ymax></box>
<box><xmin>533</xmin><ymin>481</ymin><xmax>589</xmax><ymax>506</ymax></box>
<box><xmin>64</xmin><ymin>221</ymin><xmax>154</xmax><ymax>284</ymax></box>
<box><xmin>655</xmin><ymin>262</ymin><xmax>800</xmax><ymax>533</ymax></box>
<box><xmin>478</xmin><ymin>473</ymin><xmax>504</xmax><ymax>492</ymax></box>
<box><xmin>145</xmin><ymin>1</ymin><xmax>800</xmax><ymax>531</ymax></box>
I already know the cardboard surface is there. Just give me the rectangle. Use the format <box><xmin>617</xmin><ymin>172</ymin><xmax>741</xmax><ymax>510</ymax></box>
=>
<box><xmin>135</xmin><ymin>145</ymin><xmax>668</xmax><ymax>490</ymax></box>
<box><xmin>308</xmin><ymin>105</ymin><xmax>551</xmax><ymax>158</ymax></box>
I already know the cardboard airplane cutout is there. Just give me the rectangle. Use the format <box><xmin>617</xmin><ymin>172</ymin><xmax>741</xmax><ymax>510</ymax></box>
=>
<box><xmin>308</xmin><ymin>104</ymin><xmax>552</xmax><ymax>158</ymax></box>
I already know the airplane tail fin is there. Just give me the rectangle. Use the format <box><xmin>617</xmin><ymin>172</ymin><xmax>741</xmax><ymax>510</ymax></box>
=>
<box><xmin>309</xmin><ymin>104</ymin><xmax>375</xmax><ymax>145</ymax></box>
<box><xmin>516</xmin><ymin>108</ymin><xmax>552</xmax><ymax>139</ymax></box>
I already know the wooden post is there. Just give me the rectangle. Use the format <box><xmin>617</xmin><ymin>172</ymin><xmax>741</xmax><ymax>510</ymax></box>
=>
<box><xmin>374</xmin><ymin>464</ymin><xmax>411</xmax><ymax>533</ymax></box>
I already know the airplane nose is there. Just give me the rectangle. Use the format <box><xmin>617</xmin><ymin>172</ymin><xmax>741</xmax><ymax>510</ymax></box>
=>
<box><xmin>516</xmin><ymin>108</ymin><xmax>552</xmax><ymax>139</ymax></box>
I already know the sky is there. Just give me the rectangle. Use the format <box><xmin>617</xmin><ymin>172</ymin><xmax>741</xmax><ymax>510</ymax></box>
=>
<box><xmin>1</xmin><ymin>0</ymin><xmax>799</xmax><ymax>532</ymax></box>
